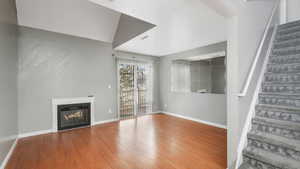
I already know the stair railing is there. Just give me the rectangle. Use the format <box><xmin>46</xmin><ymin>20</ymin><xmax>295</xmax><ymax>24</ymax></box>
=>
<box><xmin>237</xmin><ymin>0</ymin><xmax>280</xmax><ymax>97</ymax></box>
<box><xmin>234</xmin><ymin>0</ymin><xmax>280</xmax><ymax>169</ymax></box>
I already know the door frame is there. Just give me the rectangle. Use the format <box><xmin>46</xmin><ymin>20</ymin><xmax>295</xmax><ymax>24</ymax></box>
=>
<box><xmin>116</xmin><ymin>59</ymin><xmax>153</xmax><ymax>120</ymax></box>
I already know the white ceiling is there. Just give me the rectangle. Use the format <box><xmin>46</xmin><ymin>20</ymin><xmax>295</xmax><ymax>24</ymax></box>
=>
<box><xmin>16</xmin><ymin>0</ymin><xmax>231</xmax><ymax>56</ymax></box>
<box><xmin>90</xmin><ymin>0</ymin><xmax>228</xmax><ymax>56</ymax></box>
<box><xmin>16</xmin><ymin>0</ymin><xmax>121</xmax><ymax>43</ymax></box>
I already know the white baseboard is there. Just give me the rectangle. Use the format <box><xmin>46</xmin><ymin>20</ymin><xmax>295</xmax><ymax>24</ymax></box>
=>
<box><xmin>162</xmin><ymin>111</ymin><xmax>227</xmax><ymax>129</ymax></box>
<box><xmin>18</xmin><ymin>129</ymin><xmax>53</xmax><ymax>139</ymax></box>
<box><xmin>18</xmin><ymin>114</ymin><xmax>164</xmax><ymax>139</ymax></box>
<box><xmin>93</xmin><ymin>118</ymin><xmax>119</xmax><ymax>125</ymax></box>
<box><xmin>0</xmin><ymin>138</ymin><xmax>18</xmax><ymax>169</ymax></box>
<box><xmin>18</xmin><ymin>118</ymin><xmax>119</xmax><ymax>139</ymax></box>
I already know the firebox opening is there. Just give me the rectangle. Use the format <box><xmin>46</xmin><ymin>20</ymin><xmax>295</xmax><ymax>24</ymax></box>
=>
<box><xmin>57</xmin><ymin>103</ymin><xmax>91</xmax><ymax>131</ymax></box>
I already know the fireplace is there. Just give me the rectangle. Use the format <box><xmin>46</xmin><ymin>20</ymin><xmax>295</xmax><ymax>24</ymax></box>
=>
<box><xmin>57</xmin><ymin>103</ymin><xmax>91</xmax><ymax>130</ymax></box>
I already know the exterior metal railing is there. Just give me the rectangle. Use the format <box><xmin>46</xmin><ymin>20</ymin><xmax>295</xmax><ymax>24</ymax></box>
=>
<box><xmin>120</xmin><ymin>89</ymin><xmax>151</xmax><ymax>119</ymax></box>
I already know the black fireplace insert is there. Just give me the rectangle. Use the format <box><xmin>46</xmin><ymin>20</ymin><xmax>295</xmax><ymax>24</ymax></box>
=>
<box><xmin>57</xmin><ymin>103</ymin><xmax>91</xmax><ymax>130</ymax></box>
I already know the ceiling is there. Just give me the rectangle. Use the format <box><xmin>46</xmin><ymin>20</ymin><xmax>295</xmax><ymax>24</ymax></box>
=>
<box><xmin>16</xmin><ymin>0</ymin><xmax>121</xmax><ymax>43</ymax></box>
<box><xmin>16</xmin><ymin>0</ymin><xmax>231</xmax><ymax>57</ymax></box>
<box><xmin>90</xmin><ymin>0</ymin><xmax>228</xmax><ymax>56</ymax></box>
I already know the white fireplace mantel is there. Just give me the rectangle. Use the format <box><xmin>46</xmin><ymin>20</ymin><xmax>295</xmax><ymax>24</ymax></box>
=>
<box><xmin>52</xmin><ymin>97</ymin><xmax>95</xmax><ymax>132</ymax></box>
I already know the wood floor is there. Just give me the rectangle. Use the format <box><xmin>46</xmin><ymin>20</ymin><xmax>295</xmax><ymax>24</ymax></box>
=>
<box><xmin>6</xmin><ymin>114</ymin><xmax>227</xmax><ymax>169</ymax></box>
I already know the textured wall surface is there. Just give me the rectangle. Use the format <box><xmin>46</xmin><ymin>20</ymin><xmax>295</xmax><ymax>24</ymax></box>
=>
<box><xmin>18</xmin><ymin>27</ymin><xmax>117</xmax><ymax>134</ymax></box>
<box><xmin>160</xmin><ymin>42</ymin><xmax>227</xmax><ymax>126</ymax></box>
<box><xmin>17</xmin><ymin>27</ymin><xmax>161</xmax><ymax>134</ymax></box>
<box><xmin>0</xmin><ymin>0</ymin><xmax>18</xmax><ymax>166</ymax></box>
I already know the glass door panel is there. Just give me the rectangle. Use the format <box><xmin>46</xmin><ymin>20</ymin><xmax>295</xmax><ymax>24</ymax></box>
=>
<box><xmin>119</xmin><ymin>64</ymin><xmax>135</xmax><ymax>119</ymax></box>
<box><xmin>118</xmin><ymin>61</ymin><xmax>153</xmax><ymax>120</ymax></box>
<box><xmin>136</xmin><ymin>64</ymin><xmax>152</xmax><ymax>116</ymax></box>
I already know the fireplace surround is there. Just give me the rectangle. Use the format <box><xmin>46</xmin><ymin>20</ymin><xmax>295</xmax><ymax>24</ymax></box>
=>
<box><xmin>52</xmin><ymin>97</ymin><xmax>95</xmax><ymax>132</ymax></box>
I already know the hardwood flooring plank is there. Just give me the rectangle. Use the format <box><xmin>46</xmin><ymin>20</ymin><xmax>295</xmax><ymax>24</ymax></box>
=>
<box><xmin>5</xmin><ymin>114</ymin><xmax>227</xmax><ymax>169</ymax></box>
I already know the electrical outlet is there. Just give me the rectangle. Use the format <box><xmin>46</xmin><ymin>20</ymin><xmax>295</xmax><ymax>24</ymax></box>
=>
<box><xmin>108</xmin><ymin>108</ymin><xmax>113</xmax><ymax>114</ymax></box>
<box><xmin>164</xmin><ymin>104</ymin><xmax>168</xmax><ymax>108</ymax></box>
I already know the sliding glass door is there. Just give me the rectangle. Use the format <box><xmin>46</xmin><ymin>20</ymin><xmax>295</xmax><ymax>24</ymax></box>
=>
<box><xmin>118</xmin><ymin>60</ymin><xmax>153</xmax><ymax>120</ymax></box>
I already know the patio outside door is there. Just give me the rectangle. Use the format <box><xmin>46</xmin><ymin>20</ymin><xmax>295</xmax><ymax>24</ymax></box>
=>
<box><xmin>118</xmin><ymin>60</ymin><xmax>153</xmax><ymax>120</ymax></box>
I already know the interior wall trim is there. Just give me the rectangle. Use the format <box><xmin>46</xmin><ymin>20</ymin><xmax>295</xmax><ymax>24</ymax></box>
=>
<box><xmin>18</xmin><ymin>118</ymin><xmax>118</xmax><ymax>139</ymax></box>
<box><xmin>18</xmin><ymin>111</ymin><xmax>162</xmax><ymax>139</ymax></box>
<box><xmin>162</xmin><ymin>111</ymin><xmax>227</xmax><ymax>129</ymax></box>
<box><xmin>18</xmin><ymin>129</ymin><xmax>53</xmax><ymax>139</ymax></box>
<box><xmin>93</xmin><ymin>119</ymin><xmax>119</xmax><ymax>126</ymax></box>
<box><xmin>0</xmin><ymin>138</ymin><xmax>18</xmax><ymax>169</ymax></box>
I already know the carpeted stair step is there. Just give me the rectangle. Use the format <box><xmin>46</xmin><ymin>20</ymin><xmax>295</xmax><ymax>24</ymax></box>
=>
<box><xmin>239</xmin><ymin>20</ymin><xmax>300</xmax><ymax>169</ymax></box>
<box><xmin>272</xmin><ymin>46</ymin><xmax>300</xmax><ymax>56</ymax></box>
<box><xmin>274</xmin><ymin>39</ymin><xmax>300</xmax><ymax>49</ymax></box>
<box><xmin>264</xmin><ymin>72</ymin><xmax>300</xmax><ymax>83</ymax></box>
<box><xmin>269</xmin><ymin>54</ymin><xmax>300</xmax><ymax>64</ymax></box>
<box><xmin>252</xmin><ymin>116</ymin><xmax>300</xmax><ymax>140</ymax></box>
<box><xmin>279</xmin><ymin>20</ymin><xmax>300</xmax><ymax>30</ymax></box>
<box><xmin>277</xmin><ymin>26</ymin><xmax>300</xmax><ymax>36</ymax></box>
<box><xmin>243</xmin><ymin>146</ymin><xmax>300</xmax><ymax>169</ymax></box>
<box><xmin>248</xmin><ymin>130</ymin><xmax>300</xmax><ymax>161</ymax></box>
<box><xmin>256</xmin><ymin>104</ymin><xmax>300</xmax><ymax>123</ymax></box>
<box><xmin>238</xmin><ymin>162</ymin><xmax>256</xmax><ymax>169</ymax></box>
<box><xmin>262</xmin><ymin>82</ymin><xmax>300</xmax><ymax>94</ymax></box>
<box><xmin>267</xmin><ymin>63</ymin><xmax>300</xmax><ymax>73</ymax></box>
<box><xmin>276</xmin><ymin>31</ymin><xmax>300</xmax><ymax>42</ymax></box>
<box><xmin>259</xmin><ymin>93</ymin><xmax>300</xmax><ymax>108</ymax></box>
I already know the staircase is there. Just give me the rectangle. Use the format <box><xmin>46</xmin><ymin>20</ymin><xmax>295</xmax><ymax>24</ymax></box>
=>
<box><xmin>239</xmin><ymin>20</ymin><xmax>300</xmax><ymax>169</ymax></box>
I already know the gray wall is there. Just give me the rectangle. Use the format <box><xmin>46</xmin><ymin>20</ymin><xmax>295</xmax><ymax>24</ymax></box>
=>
<box><xmin>17</xmin><ymin>27</ymin><xmax>161</xmax><ymax>134</ymax></box>
<box><xmin>0</xmin><ymin>0</ymin><xmax>18</xmax><ymax>166</ymax></box>
<box><xmin>160</xmin><ymin>42</ymin><xmax>227</xmax><ymax>126</ymax></box>
<box><xmin>287</xmin><ymin>0</ymin><xmax>300</xmax><ymax>22</ymax></box>
<box><xmin>18</xmin><ymin>27</ymin><xmax>118</xmax><ymax>134</ymax></box>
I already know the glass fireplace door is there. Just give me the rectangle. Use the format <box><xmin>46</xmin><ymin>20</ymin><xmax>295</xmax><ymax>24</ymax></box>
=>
<box><xmin>118</xmin><ymin>60</ymin><xmax>153</xmax><ymax>120</ymax></box>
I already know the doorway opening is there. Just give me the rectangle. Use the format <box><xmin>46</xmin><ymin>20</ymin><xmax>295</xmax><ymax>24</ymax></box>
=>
<box><xmin>117</xmin><ymin>60</ymin><xmax>153</xmax><ymax>120</ymax></box>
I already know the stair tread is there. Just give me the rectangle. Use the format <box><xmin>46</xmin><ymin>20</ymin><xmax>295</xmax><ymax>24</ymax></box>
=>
<box><xmin>265</xmin><ymin>72</ymin><xmax>300</xmax><ymax>75</ymax></box>
<box><xmin>257</xmin><ymin>104</ymin><xmax>300</xmax><ymax>112</ymax></box>
<box><xmin>274</xmin><ymin>38</ymin><xmax>300</xmax><ymax>45</ymax></box>
<box><xmin>274</xmin><ymin>39</ymin><xmax>300</xmax><ymax>49</ymax></box>
<box><xmin>268</xmin><ymin>62</ymin><xmax>300</xmax><ymax>66</ymax></box>
<box><xmin>243</xmin><ymin>146</ymin><xmax>300</xmax><ymax>169</ymax></box>
<box><xmin>263</xmin><ymin>82</ymin><xmax>300</xmax><ymax>85</ymax></box>
<box><xmin>248</xmin><ymin>130</ymin><xmax>300</xmax><ymax>151</ymax></box>
<box><xmin>253</xmin><ymin>116</ymin><xmax>300</xmax><ymax>130</ymax></box>
<box><xmin>278</xmin><ymin>25</ymin><xmax>300</xmax><ymax>33</ymax></box>
<box><xmin>238</xmin><ymin>163</ymin><xmax>256</xmax><ymax>169</ymax></box>
<box><xmin>261</xmin><ymin>92</ymin><xmax>300</xmax><ymax>96</ymax></box>
<box><xmin>260</xmin><ymin>92</ymin><xmax>300</xmax><ymax>98</ymax></box>
<box><xmin>279</xmin><ymin>20</ymin><xmax>300</xmax><ymax>29</ymax></box>
<box><xmin>276</xmin><ymin>35</ymin><xmax>300</xmax><ymax>44</ymax></box>
<box><xmin>270</xmin><ymin>53</ymin><xmax>300</xmax><ymax>58</ymax></box>
<box><xmin>273</xmin><ymin>45</ymin><xmax>300</xmax><ymax>50</ymax></box>
<box><xmin>276</xmin><ymin>31</ymin><xmax>300</xmax><ymax>39</ymax></box>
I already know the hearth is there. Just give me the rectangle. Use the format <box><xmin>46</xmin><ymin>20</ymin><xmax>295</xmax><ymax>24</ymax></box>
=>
<box><xmin>57</xmin><ymin>103</ymin><xmax>91</xmax><ymax>130</ymax></box>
